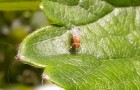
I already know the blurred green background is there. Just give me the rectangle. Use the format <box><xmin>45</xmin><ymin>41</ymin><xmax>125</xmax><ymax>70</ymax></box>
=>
<box><xmin>0</xmin><ymin>10</ymin><xmax>49</xmax><ymax>89</ymax></box>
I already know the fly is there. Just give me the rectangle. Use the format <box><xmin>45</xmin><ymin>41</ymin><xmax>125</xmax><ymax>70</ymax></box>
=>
<box><xmin>71</xmin><ymin>27</ymin><xmax>80</xmax><ymax>49</ymax></box>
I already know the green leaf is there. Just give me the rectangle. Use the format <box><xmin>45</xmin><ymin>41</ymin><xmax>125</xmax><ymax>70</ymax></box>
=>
<box><xmin>18</xmin><ymin>0</ymin><xmax>140</xmax><ymax>89</ymax></box>
<box><xmin>41</xmin><ymin>0</ymin><xmax>113</xmax><ymax>26</ymax></box>
<box><xmin>0</xmin><ymin>0</ymin><xmax>41</xmax><ymax>11</ymax></box>
<box><xmin>103</xmin><ymin>0</ymin><xmax>140</xmax><ymax>7</ymax></box>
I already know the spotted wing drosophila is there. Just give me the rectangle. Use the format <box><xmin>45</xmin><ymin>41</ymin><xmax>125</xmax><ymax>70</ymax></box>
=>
<box><xmin>71</xmin><ymin>27</ymin><xmax>81</xmax><ymax>49</ymax></box>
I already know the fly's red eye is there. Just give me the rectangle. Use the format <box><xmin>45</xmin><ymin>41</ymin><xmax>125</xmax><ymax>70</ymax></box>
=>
<box><xmin>72</xmin><ymin>43</ymin><xmax>80</xmax><ymax>48</ymax></box>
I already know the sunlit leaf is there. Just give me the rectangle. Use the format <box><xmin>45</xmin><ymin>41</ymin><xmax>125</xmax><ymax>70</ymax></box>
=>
<box><xmin>18</xmin><ymin>0</ymin><xmax>140</xmax><ymax>89</ymax></box>
<box><xmin>0</xmin><ymin>0</ymin><xmax>41</xmax><ymax>11</ymax></box>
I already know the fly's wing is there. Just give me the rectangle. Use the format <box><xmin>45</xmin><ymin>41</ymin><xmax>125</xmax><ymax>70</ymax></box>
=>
<box><xmin>71</xmin><ymin>27</ymin><xmax>80</xmax><ymax>38</ymax></box>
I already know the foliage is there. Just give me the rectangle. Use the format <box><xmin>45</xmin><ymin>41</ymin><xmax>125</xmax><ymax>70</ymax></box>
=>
<box><xmin>18</xmin><ymin>0</ymin><xmax>140</xmax><ymax>90</ymax></box>
<box><xmin>0</xmin><ymin>0</ymin><xmax>41</xmax><ymax>11</ymax></box>
<box><xmin>0</xmin><ymin>11</ymin><xmax>47</xmax><ymax>88</ymax></box>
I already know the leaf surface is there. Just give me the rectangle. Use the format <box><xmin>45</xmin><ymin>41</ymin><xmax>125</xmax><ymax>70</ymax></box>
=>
<box><xmin>0</xmin><ymin>0</ymin><xmax>41</xmax><ymax>11</ymax></box>
<box><xmin>18</xmin><ymin>0</ymin><xmax>140</xmax><ymax>89</ymax></box>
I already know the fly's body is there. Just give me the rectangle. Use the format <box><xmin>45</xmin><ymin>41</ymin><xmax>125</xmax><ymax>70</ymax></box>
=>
<box><xmin>71</xmin><ymin>27</ymin><xmax>80</xmax><ymax>48</ymax></box>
